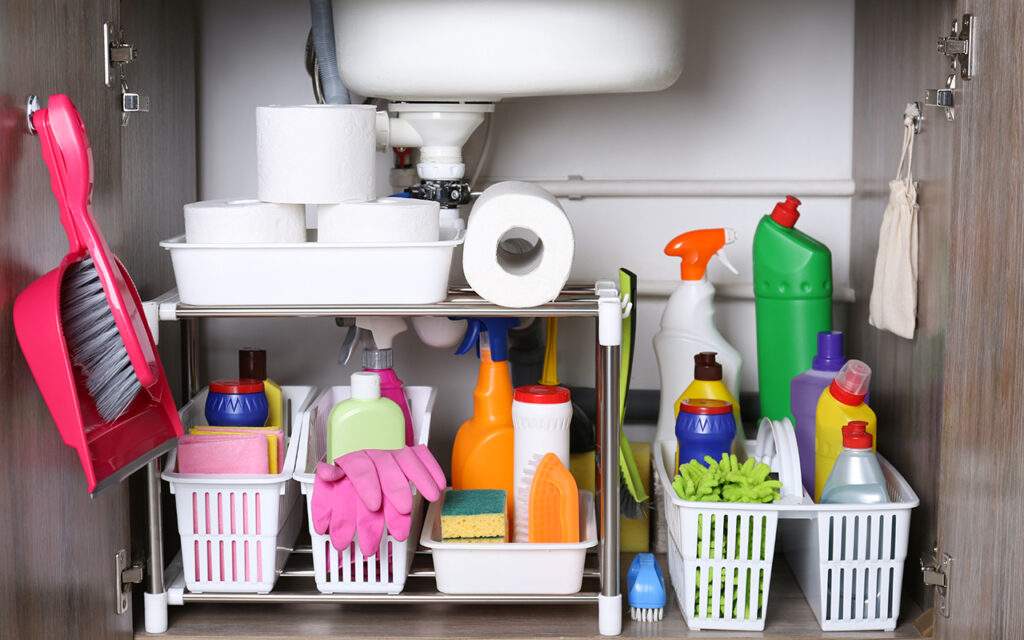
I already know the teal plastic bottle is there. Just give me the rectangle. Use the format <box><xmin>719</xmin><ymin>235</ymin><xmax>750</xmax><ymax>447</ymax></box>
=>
<box><xmin>752</xmin><ymin>196</ymin><xmax>833</xmax><ymax>422</ymax></box>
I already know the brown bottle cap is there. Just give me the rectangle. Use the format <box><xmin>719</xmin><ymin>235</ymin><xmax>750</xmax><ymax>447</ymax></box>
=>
<box><xmin>239</xmin><ymin>348</ymin><xmax>267</xmax><ymax>380</ymax></box>
<box><xmin>693</xmin><ymin>352</ymin><xmax>722</xmax><ymax>381</ymax></box>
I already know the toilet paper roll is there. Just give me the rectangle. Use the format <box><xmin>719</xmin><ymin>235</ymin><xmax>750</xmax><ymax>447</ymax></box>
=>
<box><xmin>184</xmin><ymin>199</ymin><xmax>306</xmax><ymax>244</ymax></box>
<box><xmin>256</xmin><ymin>104</ymin><xmax>376</xmax><ymax>204</ymax></box>
<box><xmin>317</xmin><ymin>198</ymin><xmax>440</xmax><ymax>243</ymax></box>
<box><xmin>463</xmin><ymin>181</ymin><xmax>575</xmax><ymax>308</ymax></box>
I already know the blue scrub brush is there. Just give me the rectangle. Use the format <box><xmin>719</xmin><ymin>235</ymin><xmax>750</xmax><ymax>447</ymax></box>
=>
<box><xmin>627</xmin><ymin>553</ymin><xmax>666</xmax><ymax>622</ymax></box>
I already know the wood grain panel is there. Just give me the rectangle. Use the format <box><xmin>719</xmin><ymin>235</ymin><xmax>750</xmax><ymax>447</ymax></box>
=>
<box><xmin>937</xmin><ymin>1</ymin><xmax>1024</xmax><ymax>637</ymax></box>
<box><xmin>117</xmin><ymin>0</ymin><xmax>197</xmax><ymax>623</ymax></box>
<box><xmin>849</xmin><ymin>0</ymin><xmax>955</xmax><ymax>612</ymax></box>
<box><xmin>0</xmin><ymin>1</ymin><xmax>132</xmax><ymax>638</ymax></box>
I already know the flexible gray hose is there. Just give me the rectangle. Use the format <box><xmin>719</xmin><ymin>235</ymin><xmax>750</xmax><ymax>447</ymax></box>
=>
<box><xmin>309</xmin><ymin>0</ymin><xmax>349</xmax><ymax>104</ymax></box>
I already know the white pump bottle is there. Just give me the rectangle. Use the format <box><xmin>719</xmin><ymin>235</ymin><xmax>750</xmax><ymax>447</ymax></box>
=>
<box><xmin>653</xmin><ymin>228</ymin><xmax>743</xmax><ymax>444</ymax></box>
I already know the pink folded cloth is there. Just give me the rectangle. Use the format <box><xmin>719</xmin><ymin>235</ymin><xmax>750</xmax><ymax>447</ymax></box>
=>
<box><xmin>190</xmin><ymin>427</ymin><xmax>285</xmax><ymax>472</ymax></box>
<box><xmin>177</xmin><ymin>433</ymin><xmax>270</xmax><ymax>474</ymax></box>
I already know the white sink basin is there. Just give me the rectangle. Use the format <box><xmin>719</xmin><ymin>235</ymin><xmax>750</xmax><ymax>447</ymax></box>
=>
<box><xmin>333</xmin><ymin>0</ymin><xmax>686</xmax><ymax>101</ymax></box>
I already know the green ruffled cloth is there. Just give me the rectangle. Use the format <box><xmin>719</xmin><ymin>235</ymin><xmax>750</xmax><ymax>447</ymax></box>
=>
<box><xmin>672</xmin><ymin>454</ymin><xmax>781</xmax><ymax>503</ymax></box>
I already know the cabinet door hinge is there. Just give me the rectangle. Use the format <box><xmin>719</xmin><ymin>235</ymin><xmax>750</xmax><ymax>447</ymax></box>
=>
<box><xmin>937</xmin><ymin>14</ymin><xmax>974</xmax><ymax>81</ymax></box>
<box><xmin>103</xmin><ymin>22</ymin><xmax>150</xmax><ymax>126</ymax></box>
<box><xmin>920</xmin><ymin>548</ymin><xmax>953</xmax><ymax>618</ymax></box>
<box><xmin>925</xmin><ymin>14</ymin><xmax>975</xmax><ymax>122</ymax></box>
<box><xmin>115</xmin><ymin>549</ymin><xmax>144</xmax><ymax>615</ymax></box>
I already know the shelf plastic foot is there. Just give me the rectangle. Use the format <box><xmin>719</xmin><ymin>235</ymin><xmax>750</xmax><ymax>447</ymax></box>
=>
<box><xmin>599</xmin><ymin>594</ymin><xmax>622</xmax><ymax>636</ymax></box>
<box><xmin>144</xmin><ymin>591</ymin><xmax>169</xmax><ymax>633</ymax></box>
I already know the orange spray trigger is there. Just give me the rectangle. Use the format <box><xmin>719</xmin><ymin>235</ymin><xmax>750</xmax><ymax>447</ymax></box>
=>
<box><xmin>664</xmin><ymin>228</ymin><xmax>737</xmax><ymax>281</ymax></box>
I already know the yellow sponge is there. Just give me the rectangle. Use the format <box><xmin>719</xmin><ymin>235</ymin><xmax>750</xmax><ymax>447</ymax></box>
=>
<box><xmin>441</xmin><ymin>489</ymin><xmax>508</xmax><ymax>542</ymax></box>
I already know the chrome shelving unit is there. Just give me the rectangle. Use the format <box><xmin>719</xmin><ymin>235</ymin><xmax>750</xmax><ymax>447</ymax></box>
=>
<box><xmin>145</xmin><ymin>281</ymin><xmax>624</xmax><ymax>636</ymax></box>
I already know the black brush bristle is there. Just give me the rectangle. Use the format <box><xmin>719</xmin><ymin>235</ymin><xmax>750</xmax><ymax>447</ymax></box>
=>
<box><xmin>621</xmin><ymin>476</ymin><xmax>650</xmax><ymax>520</ymax></box>
<box><xmin>61</xmin><ymin>257</ymin><xmax>142</xmax><ymax>422</ymax></box>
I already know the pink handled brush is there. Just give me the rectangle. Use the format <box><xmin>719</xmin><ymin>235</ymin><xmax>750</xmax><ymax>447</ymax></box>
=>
<box><xmin>14</xmin><ymin>94</ymin><xmax>181</xmax><ymax>493</ymax></box>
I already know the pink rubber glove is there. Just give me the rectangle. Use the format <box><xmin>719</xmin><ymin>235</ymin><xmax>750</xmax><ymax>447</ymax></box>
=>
<box><xmin>334</xmin><ymin>449</ymin><xmax>389</xmax><ymax>555</ymax></box>
<box><xmin>311</xmin><ymin>462</ymin><xmax>345</xmax><ymax>535</ymax></box>
<box><xmin>370</xmin><ymin>446</ymin><xmax>447</xmax><ymax>543</ymax></box>
<box><xmin>317</xmin><ymin>446</ymin><xmax>448</xmax><ymax>555</ymax></box>
<box><xmin>329</xmin><ymin>476</ymin><xmax>358</xmax><ymax>552</ymax></box>
<box><xmin>394</xmin><ymin>444</ymin><xmax>447</xmax><ymax>501</ymax></box>
<box><xmin>367</xmin><ymin>449</ymin><xmax>413</xmax><ymax>514</ymax></box>
<box><xmin>383</xmin><ymin>497</ymin><xmax>411</xmax><ymax>542</ymax></box>
<box><xmin>355</xmin><ymin>491</ymin><xmax>386</xmax><ymax>556</ymax></box>
<box><xmin>334</xmin><ymin>450</ymin><xmax>381</xmax><ymax>511</ymax></box>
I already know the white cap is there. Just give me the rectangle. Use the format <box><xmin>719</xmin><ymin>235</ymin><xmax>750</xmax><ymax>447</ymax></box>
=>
<box><xmin>350</xmin><ymin>371</ymin><xmax>381</xmax><ymax>400</ymax></box>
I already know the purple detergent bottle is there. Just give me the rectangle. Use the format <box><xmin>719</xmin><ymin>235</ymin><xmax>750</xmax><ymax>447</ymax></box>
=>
<box><xmin>790</xmin><ymin>331</ymin><xmax>847</xmax><ymax>496</ymax></box>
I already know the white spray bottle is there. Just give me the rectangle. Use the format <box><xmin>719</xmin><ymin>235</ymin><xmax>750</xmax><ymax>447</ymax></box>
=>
<box><xmin>653</xmin><ymin>228</ymin><xmax>743</xmax><ymax>444</ymax></box>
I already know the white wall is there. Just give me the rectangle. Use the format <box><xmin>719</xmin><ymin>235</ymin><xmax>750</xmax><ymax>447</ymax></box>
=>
<box><xmin>195</xmin><ymin>0</ymin><xmax>854</xmax><ymax>469</ymax></box>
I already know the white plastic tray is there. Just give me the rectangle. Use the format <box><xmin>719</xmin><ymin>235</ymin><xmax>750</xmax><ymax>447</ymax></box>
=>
<box><xmin>163</xmin><ymin>385</ymin><xmax>317</xmax><ymax>594</ymax></box>
<box><xmin>161</xmin><ymin>228</ymin><xmax>464</xmax><ymax>305</ymax></box>
<box><xmin>294</xmin><ymin>385</ymin><xmax>436</xmax><ymax>594</ymax></box>
<box><xmin>656</xmin><ymin>423</ymin><xmax>919</xmax><ymax>632</ymax></box>
<box><xmin>420</xmin><ymin>490</ymin><xmax>597</xmax><ymax>595</ymax></box>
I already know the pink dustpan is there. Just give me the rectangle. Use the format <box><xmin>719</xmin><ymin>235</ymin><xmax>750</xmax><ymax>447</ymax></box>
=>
<box><xmin>13</xmin><ymin>94</ymin><xmax>181</xmax><ymax>494</ymax></box>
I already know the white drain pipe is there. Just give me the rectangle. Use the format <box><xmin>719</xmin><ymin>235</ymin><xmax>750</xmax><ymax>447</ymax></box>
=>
<box><xmin>479</xmin><ymin>177</ymin><xmax>855</xmax><ymax>199</ymax></box>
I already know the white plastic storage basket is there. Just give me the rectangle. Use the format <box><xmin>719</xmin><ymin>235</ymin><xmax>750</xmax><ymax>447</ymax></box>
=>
<box><xmin>656</xmin><ymin>420</ymin><xmax>919</xmax><ymax>633</ymax></box>
<box><xmin>294</xmin><ymin>385</ymin><xmax>436</xmax><ymax>594</ymax></box>
<box><xmin>780</xmin><ymin>456</ymin><xmax>918</xmax><ymax>631</ymax></box>
<box><xmin>655</xmin><ymin>441</ymin><xmax>779</xmax><ymax>631</ymax></box>
<box><xmin>160</xmin><ymin>228</ymin><xmax>464</xmax><ymax>306</ymax></box>
<box><xmin>419</xmin><ymin>490</ymin><xmax>598</xmax><ymax>595</ymax></box>
<box><xmin>162</xmin><ymin>385</ymin><xmax>315</xmax><ymax>594</ymax></box>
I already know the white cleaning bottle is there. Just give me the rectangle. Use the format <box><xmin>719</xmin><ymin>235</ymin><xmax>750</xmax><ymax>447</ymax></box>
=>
<box><xmin>653</xmin><ymin>228</ymin><xmax>743</xmax><ymax>444</ymax></box>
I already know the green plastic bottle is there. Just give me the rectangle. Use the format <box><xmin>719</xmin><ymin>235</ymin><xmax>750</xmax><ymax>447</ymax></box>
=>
<box><xmin>326</xmin><ymin>371</ymin><xmax>405</xmax><ymax>462</ymax></box>
<box><xmin>752</xmin><ymin>196</ymin><xmax>833</xmax><ymax>422</ymax></box>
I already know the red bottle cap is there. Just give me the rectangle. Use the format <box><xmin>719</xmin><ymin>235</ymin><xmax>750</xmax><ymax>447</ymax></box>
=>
<box><xmin>829</xmin><ymin>359</ymin><xmax>871</xmax><ymax>406</ymax></box>
<box><xmin>210</xmin><ymin>379</ymin><xmax>265</xmax><ymax>394</ymax></box>
<box><xmin>770</xmin><ymin>195</ymin><xmax>802</xmax><ymax>228</ymax></box>
<box><xmin>678</xmin><ymin>398</ymin><xmax>732</xmax><ymax>415</ymax></box>
<box><xmin>514</xmin><ymin>385</ymin><xmax>571</xmax><ymax>404</ymax></box>
<box><xmin>842</xmin><ymin>421</ymin><xmax>873</xmax><ymax>449</ymax></box>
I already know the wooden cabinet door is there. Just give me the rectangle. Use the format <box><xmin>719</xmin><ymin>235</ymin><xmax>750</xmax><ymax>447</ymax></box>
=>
<box><xmin>936</xmin><ymin>0</ymin><xmax>1024</xmax><ymax>637</ymax></box>
<box><xmin>0</xmin><ymin>1</ymin><xmax>195</xmax><ymax>637</ymax></box>
<box><xmin>0</xmin><ymin>2</ymin><xmax>132</xmax><ymax>638</ymax></box>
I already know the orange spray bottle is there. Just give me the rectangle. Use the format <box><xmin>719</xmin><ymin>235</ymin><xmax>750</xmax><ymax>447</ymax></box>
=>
<box><xmin>451</xmin><ymin>317</ymin><xmax>520</xmax><ymax>519</ymax></box>
<box><xmin>653</xmin><ymin>228</ymin><xmax>743</xmax><ymax>444</ymax></box>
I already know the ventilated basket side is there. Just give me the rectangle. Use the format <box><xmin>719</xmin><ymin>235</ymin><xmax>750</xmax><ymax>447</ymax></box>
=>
<box><xmin>655</xmin><ymin>441</ymin><xmax>779</xmax><ymax>631</ymax></box>
<box><xmin>781</xmin><ymin>456</ymin><xmax>918</xmax><ymax>631</ymax></box>
<box><xmin>162</xmin><ymin>386</ymin><xmax>314</xmax><ymax>594</ymax></box>
<box><xmin>295</xmin><ymin>385</ymin><xmax>436</xmax><ymax>594</ymax></box>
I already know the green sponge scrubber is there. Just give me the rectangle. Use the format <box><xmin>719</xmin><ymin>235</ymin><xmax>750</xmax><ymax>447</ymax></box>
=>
<box><xmin>441</xmin><ymin>489</ymin><xmax>508</xmax><ymax>542</ymax></box>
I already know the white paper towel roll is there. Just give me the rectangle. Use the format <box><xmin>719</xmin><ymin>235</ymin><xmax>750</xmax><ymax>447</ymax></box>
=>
<box><xmin>184</xmin><ymin>199</ymin><xmax>306</xmax><ymax>244</ymax></box>
<box><xmin>463</xmin><ymin>181</ymin><xmax>575</xmax><ymax>308</ymax></box>
<box><xmin>256</xmin><ymin>104</ymin><xmax>376</xmax><ymax>204</ymax></box>
<box><xmin>317</xmin><ymin>198</ymin><xmax>440</xmax><ymax>243</ymax></box>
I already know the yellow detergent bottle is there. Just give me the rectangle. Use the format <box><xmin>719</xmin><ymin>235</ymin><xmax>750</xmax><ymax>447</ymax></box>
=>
<box><xmin>240</xmin><ymin>348</ymin><xmax>283</xmax><ymax>427</ymax></box>
<box><xmin>815</xmin><ymin>359</ymin><xmax>876</xmax><ymax>501</ymax></box>
<box><xmin>675</xmin><ymin>351</ymin><xmax>743</xmax><ymax>437</ymax></box>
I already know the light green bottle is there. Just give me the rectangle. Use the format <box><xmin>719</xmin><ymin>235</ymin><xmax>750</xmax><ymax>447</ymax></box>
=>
<box><xmin>326</xmin><ymin>371</ymin><xmax>405</xmax><ymax>462</ymax></box>
<box><xmin>752</xmin><ymin>196</ymin><xmax>833</xmax><ymax>422</ymax></box>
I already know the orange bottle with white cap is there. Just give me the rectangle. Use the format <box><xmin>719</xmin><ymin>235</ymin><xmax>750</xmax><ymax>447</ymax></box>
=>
<box><xmin>653</xmin><ymin>228</ymin><xmax>743</xmax><ymax>444</ymax></box>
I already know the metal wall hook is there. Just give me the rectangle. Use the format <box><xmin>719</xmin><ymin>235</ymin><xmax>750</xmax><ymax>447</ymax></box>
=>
<box><xmin>25</xmin><ymin>95</ymin><xmax>40</xmax><ymax>135</ymax></box>
<box><xmin>908</xmin><ymin>101</ymin><xmax>923</xmax><ymax>134</ymax></box>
